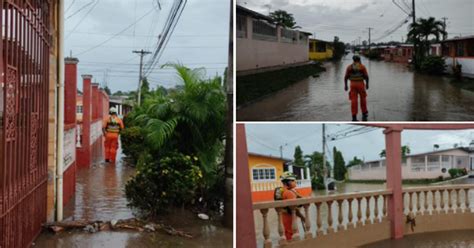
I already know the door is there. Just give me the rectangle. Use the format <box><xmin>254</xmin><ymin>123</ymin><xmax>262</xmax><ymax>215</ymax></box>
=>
<box><xmin>1</xmin><ymin>1</ymin><xmax>52</xmax><ymax>247</ymax></box>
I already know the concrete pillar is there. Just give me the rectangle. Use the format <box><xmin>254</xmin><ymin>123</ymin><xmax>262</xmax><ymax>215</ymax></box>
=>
<box><xmin>384</xmin><ymin>126</ymin><xmax>404</xmax><ymax>239</ymax></box>
<box><xmin>288</xmin><ymin>165</ymin><xmax>293</xmax><ymax>173</ymax></box>
<box><xmin>78</xmin><ymin>75</ymin><xmax>92</xmax><ymax>168</ymax></box>
<box><xmin>64</xmin><ymin>57</ymin><xmax>78</xmax><ymax>125</ymax></box>
<box><xmin>300</xmin><ymin>168</ymin><xmax>304</xmax><ymax>180</ymax></box>
<box><xmin>246</xmin><ymin>16</ymin><xmax>252</xmax><ymax>40</ymax></box>
<box><xmin>306</xmin><ymin>167</ymin><xmax>310</xmax><ymax>181</ymax></box>
<box><xmin>91</xmin><ymin>83</ymin><xmax>99</xmax><ymax>120</ymax></box>
<box><xmin>425</xmin><ymin>155</ymin><xmax>428</xmax><ymax>171</ymax></box>
<box><xmin>236</xmin><ymin>124</ymin><xmax>257</xmax><ymax>248</ymax></box>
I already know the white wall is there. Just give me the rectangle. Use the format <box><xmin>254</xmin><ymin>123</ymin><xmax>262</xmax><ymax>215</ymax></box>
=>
<box><xmin>444</xmin><ymin>57</ymin><xmax>474</xmax><ymax>78</ymax></box>
<box><xmin>237</xmin><ymin>16</ymin><xmax>309</xmax><ymax>72</ymax></box>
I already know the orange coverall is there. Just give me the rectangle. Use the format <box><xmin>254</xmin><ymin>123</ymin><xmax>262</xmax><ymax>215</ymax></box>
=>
<box><xmin>282</xmin><ymin>189</ymin><xmax>298</xmax><ymax>241</ymax></box>
<box><xmin>345</xmin><ymin>63</ymin><xmax>369</xmax><ymax>116</ymax></box>
<box><xmin>103</xmin><ymin>115</ymin><xmax>124</xmax><ymax>163</ymax></box>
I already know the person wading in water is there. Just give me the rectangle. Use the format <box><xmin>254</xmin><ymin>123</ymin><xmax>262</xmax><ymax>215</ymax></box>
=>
<box><xmin>344</xmin><ymin>55</ymin><xmax>369</xmax><ymax>121</ymax></box>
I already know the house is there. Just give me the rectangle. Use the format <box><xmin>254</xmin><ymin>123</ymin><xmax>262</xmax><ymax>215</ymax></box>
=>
<box><xmin>237</xmin><ymin>5</ymin><xmax>311</xmax><ymax>74</ymax></box>
<box><xmin>348</xmin><ymin>145</ymin><xmax>474</xmax><ymax>181</ymax></box>
<box><xmin>309</xmin><ymin>39</ymin><xmax>333</xmax><ymax>60</ymax></box>
<box><xmin>109</xmin><ymin>95</ymin><xmax>133</xmax><ymax>118</ymax></box>
<box><xmin>442</xmin><ymin>35</ymin><xmax>474</xmax><ymax>78</ymax></box>
<box><xmin>248</xmin><ymin>153</ymin><xmax>312</xmax><ymax>202</ymax></box>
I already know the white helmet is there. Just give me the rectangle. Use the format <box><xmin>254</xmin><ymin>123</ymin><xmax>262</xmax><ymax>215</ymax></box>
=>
<box><xmin>109</xmin><ymin>107</ymin><xmax>117</xmax><ymax>114</ymax></box>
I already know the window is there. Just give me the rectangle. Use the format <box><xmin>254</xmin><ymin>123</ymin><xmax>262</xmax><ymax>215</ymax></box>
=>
<box><xmin>252</xmin><ymin>168</ymin><xmax>276</xmax><ymax>181</ymax></box>
<box><xmin>456</xmin><ymin>43</ymin><xmax>464</xmax><ymax>57</ymax></box>
<box><xmin>76</xmin><ymin>105</ymin><xmax>83</xmax><ymax>114</ymax></box>
<box><xmin>411</xmin><ymin>156</ymin><xmax>426</xmax><ymax>172</ymax></box>
<box><xmin>316</xmin><ymin>42</ymin><xmax>326</xmax><ymax>53</ymax></box>
<box><xmin>252</xmin><ymin>19</ymin><xmax>277</xmax><ymax>41</ymax></box>
<box><xmin>309</xmin><ymin>42</ymin><xmax>316</xmax><ymax>53</ymax></box>
<box><xmin>237</xmin><ymin>15</ymin><xmax>247</xmax><ymax>38</ymax></box>
<box><xmin>427</xmin><ymin>155</ymin><xmax>440</xmax><ymax>171</ymax></box>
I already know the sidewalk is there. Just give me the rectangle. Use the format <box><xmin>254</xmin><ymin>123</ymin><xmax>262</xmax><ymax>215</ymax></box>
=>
<box><xmin>33</xmin><ymin>147</ymin><xmax>232</xmax><ymax>248</ymax></box>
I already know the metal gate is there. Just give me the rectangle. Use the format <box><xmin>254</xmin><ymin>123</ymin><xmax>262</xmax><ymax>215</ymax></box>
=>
<box><xmin>0</xmin><ymin>0</ymin><xmax>52</xmax><ymax>247</ymax></box>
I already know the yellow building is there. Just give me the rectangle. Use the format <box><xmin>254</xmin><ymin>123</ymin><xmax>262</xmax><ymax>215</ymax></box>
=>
<box><xmin>309</xmin><ymin>39</ymin><xmax>334</xmax><ymax>60</ymax></box>
<box><xmin>248</xmin><ymin>153</ymin><xmax>312</xmax><ymax>202</ymax></box>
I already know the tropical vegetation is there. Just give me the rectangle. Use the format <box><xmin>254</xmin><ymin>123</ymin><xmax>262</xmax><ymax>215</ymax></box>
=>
<box><xmin>122</xmin><ymin>63</ymin><xmax>227</xmax><ymax>217</ymax></box>
<box><xmin>269</xmin><ymin>10</ymin><xmax>300</xmax><ymax>29</ymax></box>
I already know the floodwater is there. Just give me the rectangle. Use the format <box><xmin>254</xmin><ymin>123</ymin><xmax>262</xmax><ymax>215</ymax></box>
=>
<box><xmin>33</xmin><ymin>147</ymin><xmax>232</xmax><ymax>248</ymax></box>
<box><xmin>362</xmin><ymin>229</ymin><xmax>474</xmax><ymax>247</ymax></box>
<box><xmin>253</xmin><ymin>180</ymin><xmax>474</xmax><ymax>247</ymax></box>
<box><xmin>237</xmin><ymin>55</ymin><xmax>474</xmax><ymax>121</ymax></box>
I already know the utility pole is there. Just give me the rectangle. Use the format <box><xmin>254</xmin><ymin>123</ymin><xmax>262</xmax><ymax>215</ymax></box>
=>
<box><xmin>322</xmin><ymin>124</ymin><xmax>327</xmax><ymax>186</ymax></box>
<box><xmin>279</xmin><ymin>145</ymin><xmax>283</xmax><ymax>159</ymax></box>
<box><xmin>132</xmin><ymin>49</ymin><xmax>151</xmax><ymax>106</ymax></box>
<box><xmin>368</xmin><ymin>27</ymin><xmax>373</xmax><ymax>49</ymax></box>
<box><xmin>441</xmin><ymin>17</ymin><xmax>448</xmax><ymax>40</ymax></box>
<box><xmin>412</xmin><ymin>0</ymin><xmax>417</xmax><ymax>66</ymax></box>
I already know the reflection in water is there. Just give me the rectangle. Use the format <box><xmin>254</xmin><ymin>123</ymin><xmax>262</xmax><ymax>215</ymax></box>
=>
<box><xmin>238</xmin><ymin>55</ymin><xmax>474</xmax><ymax>121</ymax></box>
<box><xmin>254</xmin><ymin>181</ymin><xmax>474</xmax><ymax>247</ymax></box>
<box><xmin>362</xmin><ymin>229</ymin><xmax>474</xmax><ymax>247</ymax></box>
<box><xmin>34</xmin><ymin>147</ymin><xmax>232</xmax><ymax>248</ymax></box>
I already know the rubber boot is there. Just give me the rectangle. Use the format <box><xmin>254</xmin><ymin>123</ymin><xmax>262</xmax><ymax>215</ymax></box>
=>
<box><xmin>362</xmin><ymin>112</ymin><xmax>368</xmax><ymax>122</ymax></box>
<box><xmin>352</xmin><ymin>115</ymin><xmax>358</xmax><ymax>121</ymax></box>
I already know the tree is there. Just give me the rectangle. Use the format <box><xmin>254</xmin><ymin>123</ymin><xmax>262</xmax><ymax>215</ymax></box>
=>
<box><xmin>333</xmin><ymin>147</ymin><xmax>346</xmax><ymax>181</ymax></box>
<box><xmin>102</xmin><ymin>86</ymin><xmax>111</xmax><ymax>95</ymax></box>
<box><xmin>305</xmin><ymin>151</ymin><xmax>330</xmax><ymax>190</ymax></box>
<box><xmin>293</xmin><ymin>146</ymin><xmax>304</xmax><ymax>167</ymax></box>
<box><xmin>434</xmin><ymin>144</ymin><xmax>440</xmax><ymax>150</ymax></box>
<box><xmin>269</xmin><ymin>10</ymin><xmax>300</xmax><ymax>29</ymax></box>
<box><xmin>379</xmin><ymin>145</ymin><xmax>411</xmax><ymax>158</ymax></box>
<box><xmin>332</xmin><ymin>36</ymin><xmax>346</xmax><ymax>60</ymax></box>
<box><xmin>347</xmin><ymin>156</ymin><xmax>363</xmax><ymax>167</ymax></box>
<box><xmin>407</xmin><ymin>17</ymin><xmax>447</xmax><ymax>69</ymax></box>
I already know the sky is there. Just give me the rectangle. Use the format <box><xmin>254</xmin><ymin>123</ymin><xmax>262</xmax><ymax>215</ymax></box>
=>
<box><xmin>237</xmin><ymin>0</ymin><xmax>473</xmax><ymax>44</ymax></box>
<box><xmin>65</xmin><ymin>0</ymin><xmax>231</xmax><ymax>93</ymax></box>
<box><xmin>245</xmin><ymin>123</ymin><xmax>474</xmax><ymax>164</ymax></box>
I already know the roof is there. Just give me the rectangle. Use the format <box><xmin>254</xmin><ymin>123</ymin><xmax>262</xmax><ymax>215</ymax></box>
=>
<box><xmin>237</xmin><ymin>5</ymin><xmax>275</xmax><ymax>23</ymax></box>
<box><xmin>310</xmin><ymin>38</ymin><xmax>332</xmax><ymax>43</ymax></box>
<box><xmin>442</xmin><ymin>35</ymin><xmax>474</xmax><ymax>43</ymax></box>
<box><xmin>248</xmin><ymin>152</ymin><xmax>292</xmax><ymax>162</ymax></box>
<box><xmin>361</xmin><ymin>147</ymin><xmax>472</xmax><ymax>164</ymax></box>
<box><xmin>237</xmin><ymin>5</ymin><xmax>312</xmax><ymax>36</ymax></box>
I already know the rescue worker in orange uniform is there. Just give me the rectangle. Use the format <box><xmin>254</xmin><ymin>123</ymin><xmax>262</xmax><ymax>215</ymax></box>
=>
<box><xmin>102</xmin><ymin>107</ymin><xmax>124</xmax><ymax>163</ymax></box>
<box><xmin>344</xmin><ymin>55</ymin><xmax>369</xmax><ymax>121</ymax></box>
<box><xmin>280</xmin><ymin>172</ymin><xmax>306</xmax><ymax>241</ymax></box>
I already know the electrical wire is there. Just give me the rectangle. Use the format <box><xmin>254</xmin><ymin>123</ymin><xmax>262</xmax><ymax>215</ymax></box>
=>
<box><xmin>75</xmin><ymin>8</ymin><xmax>156</xmax><ymax>56</ymax></box>
<box><xmin>66</xmin><ymin>0</ymin><xmax>95</xmax><ymax>20</ymax></box>
<box><xmin>66</xmin><ymin>0</ymin><xmax>100</xmax><ymax>40</ymax></box>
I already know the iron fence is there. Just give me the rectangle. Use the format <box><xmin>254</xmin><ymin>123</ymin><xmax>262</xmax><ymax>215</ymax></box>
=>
<box><xmin>1</xmin><ymin>0</ymin><xmax>52</xmax><ymax>247</ymax></box>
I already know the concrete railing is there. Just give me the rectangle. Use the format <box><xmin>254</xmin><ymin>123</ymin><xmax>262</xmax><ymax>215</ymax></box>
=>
<box><xmin>402</xmin><ymin>185</ymin><xmax>472</xmax><ymax>215</ymax></box>
<box><xmin>253</xmin><ymin>189</ymin><xmax>393</xmax><ymax>247</ymax></box>
<box><xmin>253</xmin><ymin>184</ymin><xmax>474</xmax><ymax>248</ymax></box>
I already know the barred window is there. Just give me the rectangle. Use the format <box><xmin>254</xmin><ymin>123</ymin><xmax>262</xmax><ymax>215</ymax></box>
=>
<box><xmin>299</xmin><ymin>33</ymin><xmax>308</xmax><ymax>45</ymax></box>
<box><xmin>76</xmin><ymin>105</ymin><xmax>83</xmax><ymax>114</ymax></box>
<box><xmin>252</xmin><ymin>19</ymin><xmax>277</xmax><ymax>41</ymax></box>
<box><xmin>316</xmin><ymin>42</ymin><xmax>326</xmax><ymax>52</ymax></box>
<box><xmin>411</xmin><ymin>156</ymin><xmax>426</xmax><ymax>172</ymax></box>
<box><xmin>237</xmin><ymin>14</ymin><xmax>247</xmax><ymax>38</ymax></box>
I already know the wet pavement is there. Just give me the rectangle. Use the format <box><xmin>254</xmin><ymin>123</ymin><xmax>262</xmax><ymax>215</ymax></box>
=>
<box><xmin>33</xmin><ymin>148</ymin><xmax>232</xmax><ymax>248</ymax></box>
<box><xmin>237</xmin><ymin>55</ymin><xmax>474</xmax><ymax>121</ymax></box>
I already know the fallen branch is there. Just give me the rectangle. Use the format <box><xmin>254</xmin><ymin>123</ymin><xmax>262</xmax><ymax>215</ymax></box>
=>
<box><xmin>43</xmin><ymin>218</ymin><xmax>193</xmax><ymax>238</ymax></box>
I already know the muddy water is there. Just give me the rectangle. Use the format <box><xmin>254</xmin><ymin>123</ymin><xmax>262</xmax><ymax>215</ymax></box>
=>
<box><xmin>237</xmin><ymin>55</ymin><xmax>474</xmax><ymax>121</ymax></box>
<box><xmin>253</xmin><ymin>181</ymin><xmax>474</xmax><ymax>247</ymax></box>
<box><xmin>362</xmin><ymin>229</ymin><xmax>474</xmax><ymax>247</ymax></box>
<box><xmin>34</xmin><ymin>148</ymin><xmax>232</xmax><ymax>248</ymax></box>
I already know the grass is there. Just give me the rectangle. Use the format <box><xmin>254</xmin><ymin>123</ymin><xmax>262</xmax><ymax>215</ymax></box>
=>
<box><xmin>236</xmin><ymin>63</ymin><xmax>326</xmax><ymax>106</ymax></box>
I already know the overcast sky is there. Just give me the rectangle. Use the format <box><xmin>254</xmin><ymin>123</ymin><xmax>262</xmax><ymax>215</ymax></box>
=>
<box><xmin>65</xmin><ymin>0</ymin><xmax>230</xmax><ymax>93</ymax></box>
<box><xmin>245</xmin><ymin>123</ymin><xmax>474</xmax><ymax>164</ymax></box>
<box><xmin>237</xmin><ymin>0</ymin><xmax>473</xmax><ymax>44</ymax></box>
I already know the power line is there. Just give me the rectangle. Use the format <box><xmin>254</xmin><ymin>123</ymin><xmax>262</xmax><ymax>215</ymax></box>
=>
<box><xmin>75</xmin><ymin>8</ymin><xmax>155</xmax><ymax>56</ymax></box>
<box><xmin>66</xmin><ymin>0</ymin><xmax>95</xmax><ymax>20</ymax></box>
<box><xmin>66</xmin><ymin>0</ymin><xmax>100</xmax><ymax>40</ymax></box>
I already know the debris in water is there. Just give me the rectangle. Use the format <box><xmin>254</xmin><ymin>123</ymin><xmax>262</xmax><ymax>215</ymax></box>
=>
<box><xmin>197</xmin><ymin>213</ymin><xmax>209</xmax><ymax>220</ymax></box>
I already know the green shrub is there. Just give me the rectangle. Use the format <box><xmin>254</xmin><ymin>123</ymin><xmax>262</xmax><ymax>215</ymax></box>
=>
<box><xmin>312</xmin><ymin>176</ymin><xmax>325</xmax><ymax>190</ymax></box>
<box><xmin>366</xmin><ymin>50</ymin><xmax>382</xmax><ymax>60</ymax></box>
<box><xmin>125</xmin><ymin>152</ymin><xmax>202</xmax><ymax>217</ymax></box>
<box><xmin>448</xmin><ymin>168</ymin><xmax>467</xmax><ymax>178</ymax></box>
<box><xmin>420</xmin><ymin>55</ymin><xmax>446</xmax><ymax>75</ymax></box>
<box><xmin>120</xmin><ymin>126</ymin><xmax>146</xmax><ymax>164</ymax></box>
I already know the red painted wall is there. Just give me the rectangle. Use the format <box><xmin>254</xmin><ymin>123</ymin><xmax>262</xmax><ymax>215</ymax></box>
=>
<box><xmin>77</xmin><ymin>75</ymin><xmax>92</xmax><ymax>168</ymax></box>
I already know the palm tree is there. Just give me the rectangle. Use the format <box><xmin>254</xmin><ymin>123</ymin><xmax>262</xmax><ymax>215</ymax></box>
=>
<box><xmin>407</xmin><ymin>17</ymin><xmax>447</xmax><ymax>68</ymax></box>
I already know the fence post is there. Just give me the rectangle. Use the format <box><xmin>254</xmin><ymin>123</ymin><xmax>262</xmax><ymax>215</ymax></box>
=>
<box><xmin>78</xmin><ymin>75</ymin><xmax>92</xmax><ymax>168</ymax></box>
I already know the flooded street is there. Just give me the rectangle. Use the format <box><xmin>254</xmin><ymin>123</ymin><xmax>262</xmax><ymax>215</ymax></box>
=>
<box><xmin>253</xmin><ymin>180</ymin><xmax>474</xmax><ymax>247</ymax></box>
<box><xmin>34</xmin><ymin>148</ymin><xmax>232</xmax><ymax>248</ymax></box>
<box><xmin>238</xmin><ymin>56</ymin><xmax>474</xmax><ymax>121</ymax></box>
